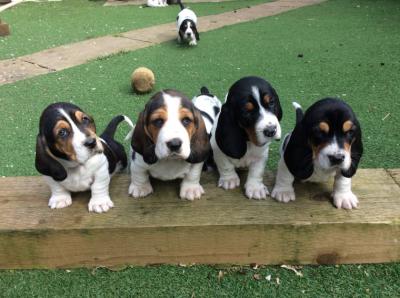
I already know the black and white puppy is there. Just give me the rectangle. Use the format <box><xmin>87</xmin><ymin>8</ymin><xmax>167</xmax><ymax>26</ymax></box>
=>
<box><xmin>192</xmin><ymin>86</ymin><xmax>221</xmax><ymax>135</ymax></box>
<box><xmin>35</xmin><ymin>102</ymin><xmax>133</xmax><ymax>213</ymax></box>
<box><xmin>211</xmin><ymin>76</ymin><xmax>282</xmax><ymax>199</ymax></box>
<box><xmin>129</xmin><ymin>89</ymin><xmax>210</xmax><ymax>200</ymax></box>
<box><xmin>176</xmin><ymin>1</ymin><xmax>199</xmax><ymax>46</ymax></box>
<box><xmin>271</xmin><ymin>98</ymin><xmax>363</xmax><ymax>209</ymax></box>
<box><xmin>192</xmin><ymin>86</ymin><xmax>222</xmax><ymax>171</ymax></box>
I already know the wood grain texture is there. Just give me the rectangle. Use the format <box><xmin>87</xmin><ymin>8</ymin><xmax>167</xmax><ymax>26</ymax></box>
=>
<box><xmin>0</xmin><ymin>169</ymin><xmax>399</xmax><ymax>268</ymax></box>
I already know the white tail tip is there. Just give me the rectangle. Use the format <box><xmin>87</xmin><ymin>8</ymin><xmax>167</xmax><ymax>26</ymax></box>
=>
<box><xmin>123</xmin><ymin>115</ymin><xmax>135</xmax><ymax>141</ymax></box>
<box><xmin>292</xmin><ymin>102</ymin><xmax>302</xmax><ymax>109</ymax></box>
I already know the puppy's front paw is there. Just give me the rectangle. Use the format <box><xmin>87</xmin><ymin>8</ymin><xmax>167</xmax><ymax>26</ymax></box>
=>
<box><xmin>218</xmin><ymin>175</ymin><xmax>240</xmax><ymax>190</ymax></box>
<box><xmin>129</xmin><ymin>182</ymin><xmax>153</xmax><ymax>198</ymax></box>
<box><xmin>333</xmin><ymin>191</ymin><xmax>358</xmax><ymax>209</ymax></box>
<box><xmin>189</xmin><ymin>40</ymin><xmax>197</xmax><ymax>46</ymax></box>
<box><xmin>271</xmin><ymin>186</ymin><xmax>296</xmax><ymax>203</ymax></box>
<box><xmin>245</xmin><ymin>182</ymin><xmax>269</xmax><ymax>200</ymax></box>
<box><xmin>180</xmin><ymin>183</ymin><xmax>204</xmax><ymax>201</ymax></box>
<box><xmin>88</xmin><ymin>196</ymin><xmax>114</xmax><ymax>213</ymax></box>
<box><xmin>48</xmin><ymin>195</ymin><xmax>72</xmax><ymax>209</ymax></box>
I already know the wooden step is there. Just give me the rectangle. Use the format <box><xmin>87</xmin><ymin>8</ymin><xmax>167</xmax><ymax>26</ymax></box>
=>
<box><xmin>0</xmin><ymin>169</ymin><xmax>399</xmax><ymax>269</ymax></box>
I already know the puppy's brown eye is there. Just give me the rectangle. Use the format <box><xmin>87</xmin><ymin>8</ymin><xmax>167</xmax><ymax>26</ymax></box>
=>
<box><xmin>58</xmin><ymin>128</ymin><xmax>69</xmax><ymax>138</ymax></box>
<box><xmin>182</xmin><ymin>117</ymin><xmax>192</xmax><ymax>127</ymax></box>
<box><xmin>152</xmin><ymin>118</ymin><xmax>164</xmax><ymax>128</ymax></box>
<box><xmin>82</xmin><ymin>116</ymin><xmax>90</xmax><ymax>125</ymax></box>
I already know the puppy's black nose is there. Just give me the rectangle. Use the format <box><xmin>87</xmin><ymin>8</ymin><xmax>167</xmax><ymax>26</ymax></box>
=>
<box><xmin>328</xmin><ymin>153</ymin><xmax>345</xmax><ymax>165</ymax></box>
<box><xmin>84</xmin><ymin>137</ymin><xmax>97</xmax><ymax>149</ymax></box>
<box><xmin>263</xmin><ymin>125</ymin><xmax>277</xmax><ymax>137</ymax></box>
<box><xmin>167</xmin><ymin>138</ymin><xmax>182</xmax><ymax>152</ymax></box>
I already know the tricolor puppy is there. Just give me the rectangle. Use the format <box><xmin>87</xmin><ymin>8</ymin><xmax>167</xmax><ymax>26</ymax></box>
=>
<box><xmin>271</xmin><ymin>98</ymin><xmax>363</xmax><ymax>209</ymax></box>
<box><xmin>35</xmin><ymin>102</ymin><xmax>133</xmax><ymax>213</ymax></box>
<box><xmin>192</xmin><ymin>86</ymin><xmax>222</xmax><ymax>171</ymax></box>
<box><xmin>129</xmin><ymin>89</ymin><xmax>210</xmax><ymax>200</ymax></box>
<box><xmin>176</xmin><ymin>1</ymin><xmax>199</xmax><ymax>46</ymax></box>
<box><xmin>211</xmin><ymin>76</ymin><xmax>282</xmax><ymax>199</ymax></box>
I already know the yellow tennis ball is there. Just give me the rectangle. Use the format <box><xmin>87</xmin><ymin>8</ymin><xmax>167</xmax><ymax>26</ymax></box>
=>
<box><xmin>131</xmin><ymin>67</ymin><xmax>155</xmax><ymax>94</ymax></box>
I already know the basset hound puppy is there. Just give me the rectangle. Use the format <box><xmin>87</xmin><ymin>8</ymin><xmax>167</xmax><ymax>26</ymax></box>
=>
<box><xmin>35</xmin><ymin>102</ymin><xmax>133</xmax><ymax>213</ymax></box>
<box><xmin>129</xmin><ymin>89</ymin><xmax>210</xmax><ymax>200</ymax></box>
<box><xmin>271</xmin><ymin>98</ymin><xmax>363</xmax><ymax>209</ymax></box>
<box><xmin>176</xmin><ymin>1</ymin><xmax>199</xmax><ymax>46</ymax></box>
<box><xmin>211</xmin><ymin>76</ymin><xmax>282</xmax><ymax>199</ymax></box>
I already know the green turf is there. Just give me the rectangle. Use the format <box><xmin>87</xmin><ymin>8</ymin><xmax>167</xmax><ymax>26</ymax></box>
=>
<box><xmin>1</xmin><ymin>264</ymin><xmax>400</xmax><ymax>297</ymax></box>
<box><xmin>0</xmin><ymin>0</ymin><xmax>269</xmax><ymax>60</ymax></box>
<box><xmin>0</xmin><ymin>0</ymin><xmax>400</xmax><ymax>296</ymax></box>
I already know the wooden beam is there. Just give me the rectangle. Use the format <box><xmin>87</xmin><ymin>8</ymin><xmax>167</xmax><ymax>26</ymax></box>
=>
<box><xmin>0</xmin><ymin>169</ymin><xmax>399</xmax><ymax>269</ymax></box>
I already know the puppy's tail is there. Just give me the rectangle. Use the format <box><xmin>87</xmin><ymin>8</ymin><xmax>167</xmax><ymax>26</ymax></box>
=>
<box><xmin>101</xmin><ymin>115</ymin><xmax>135</xmax><ymax>141</ymax></box>
<box><xmin>177</xmin><ymin>0</ymin><xmax>185</xmax><ymax>10</ymax></box>
<box><xmin>200</xmin><ymin>86</ymin><xmax>210</xmax><ymax>95</ymax></box>
<box><xmin>292</xmin><ymin>102</ymin><xmax>304</xmax><ymax>124</ymax></box>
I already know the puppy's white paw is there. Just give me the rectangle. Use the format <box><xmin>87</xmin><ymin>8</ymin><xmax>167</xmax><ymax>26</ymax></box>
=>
<box><xmin>180</xmin><ymin>183</ymin><xmax>204</xmax><ymax>201</ymax></box>
<box><xmin>129</xmin><ymin>182</ymin><xmax>153</xmax><ymax>198</ymax></box>
<box><xmin>218</xmin><ymin>175</ymin><xmax>240</xmax><ymax>190</ymax></box>
<box><xmin>88</xmin><ymin>196</ymin><xmax>114</xmax><ymax>213</ymax></box>
<box><xmin>48</xmin><ymin>195</ymin><xmax>72</xmax><ymax>209</ymax></box>
<box><xmin>245</xmin><ymin>182</ymin><xmax>269</xmax><ymax>200</ymax></box>
<box><xmin>271</xmin><ymin>186</ymin><xmax>296</xmax><ymax>203</ymax></box>
<box><xmin>333</xmin><ymin>191</ymin><xmax>358</xmax><ymax>209</ymax></box>
<box><xmin>189</xmin><ymin>40</ymin><xmax>197</xmax><ymax>46</ymax></box>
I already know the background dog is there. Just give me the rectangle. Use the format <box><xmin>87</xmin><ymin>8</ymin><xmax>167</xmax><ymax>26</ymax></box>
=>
<box><xmin>35</xmin><ymin>102</ymin><xmax>133</xmax><ymax>213</ymax></box>
<box><xmin>271</xmin><ymin>98</ymin><xmax>363</xmax><ymax>209</ymax></box>
<box><xmin>211</xmin><ymin>76</ymin><xmax>282</xmax><ymax>199</ymax></box>
<box><xmin>147</xmin><ymin>0</ymin><xmax>168</xmax><ymax>7</ymax></box>
<box><xmin>176</xmin><ymin>1</ymin><xmax>199</xmax><ymax>46</ymax></box>
<box><xmin>129</xmin><ymin>89</ymin><xmax>210</xmax><ymax>200</ymax></box>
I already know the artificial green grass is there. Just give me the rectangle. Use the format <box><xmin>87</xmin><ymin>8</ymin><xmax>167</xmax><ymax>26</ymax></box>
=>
<box><xmin>1</xmin><ymin>264</ymin><xmax>400</xmax><ymax>297</ymax></box>
<box><xmin>0</xmin><ymin>0</ymin><xmax>270</xmax><ymax>60</ymax></box>
<box><xmin>0</xmin><ymin>0</ymin><xmax>400</xmax><ymax>296</ymax></box>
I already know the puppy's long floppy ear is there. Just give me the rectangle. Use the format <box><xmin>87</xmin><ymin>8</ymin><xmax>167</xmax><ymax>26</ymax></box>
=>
<box><xmin>35</xmin><ymin>135</ymin><xmax>67</xmax><ymax>181</ymax></box>
<box><xmin>283</xmin><ymin>123</ymin><xmax>314</xmax><ymax>180</ymax></box>
<box><xmin>271</xmin><ymin>87</ymin><xmax>282</xmax><ymax>121</ymax></box>
<box><xmin>215</xmin><ymin>103</ymin><xmax>247</xmax><ymax>159</ymax></box>
<box><xmin>341</xmin><ymin>121</ymin><xmax>363</xmax><ymax>178</ymax></box>
<box><xmin>186</xmin><ymin>108</ymin><xmax>210</xmax><ymax>164</ymax></box>
<box><xmin>193</xmin><ymin>27</ymin><xmax>200</xmax><ymax>41</ymax></box>
<box><xmin>131</xmin><ymin>111</ymin><xmax>158</xmax><ymax>165</ymax></box>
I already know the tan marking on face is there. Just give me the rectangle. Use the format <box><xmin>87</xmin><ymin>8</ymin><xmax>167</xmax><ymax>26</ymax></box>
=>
<box><xmin>75</xmin><ymin>110</ymin><xmax>84</xmax><ymax>122</ymax></box>
<box><xmin>312</xmin><ymin>142</ymin><xmax>329</xmax><ymax>159</ymax></box>
<box><xmin>179</xmin><ymin>108</ymin><xmax>195</xmax><ymax>139</ymax></box>
<box><xmin>53</xmin><ymin>120</ymin><xmax>76</xmax><ymax>161</ymax></box>
<box><xmin>319</xmin><ymin>122</ymin><xmax>330</xmax><ymax>134</ymax></box>
<box><xmin>344</xmin><ymin>141</ymin><xmax>351</xmax><ymax>153</ymax></box>
<box><xmin>245</xmin><ymin>102</ymin><xmax>254</xmax><ymax>111</ymax></box>
<box><xmin>244</xmin><ymin>127</ymin><xmax>259</xmax><ymax>146</ymax></box>
<box><xmin>148</xmin><ymin>107</ymin><xmax>168</xmax><ymax>142</ymax></box>
<box><xmin>263</xmin><ymin>94</ymin><xmax>271</xmax><ymax>105</ymax></box>
<box><xmin>343</xmin><ymin>120</ymin><xmax>353</xmax><ymax>133</ymax></box>
<box><xmin>75</xmin><ymin>110</ymin><xmax>97</xmax><ymax>135</ymax></box>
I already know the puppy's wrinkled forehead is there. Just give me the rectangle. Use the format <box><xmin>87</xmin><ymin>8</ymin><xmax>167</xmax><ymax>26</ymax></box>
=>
<box><xmin>40</xmin><ymin>103</ymin><xmax>81</xmax><ymax>134</ymax></box>
<box><xmin>145</xmin><ymin>90</ymin><xmax>194</xmax><ymax>120</ymax></box>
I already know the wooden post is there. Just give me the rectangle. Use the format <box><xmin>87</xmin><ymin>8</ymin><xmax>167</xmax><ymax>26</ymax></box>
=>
<box><xmin>0</xmin><ymin>169</ymin><xmax>399</xmax><ymax>269</ymax></box>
